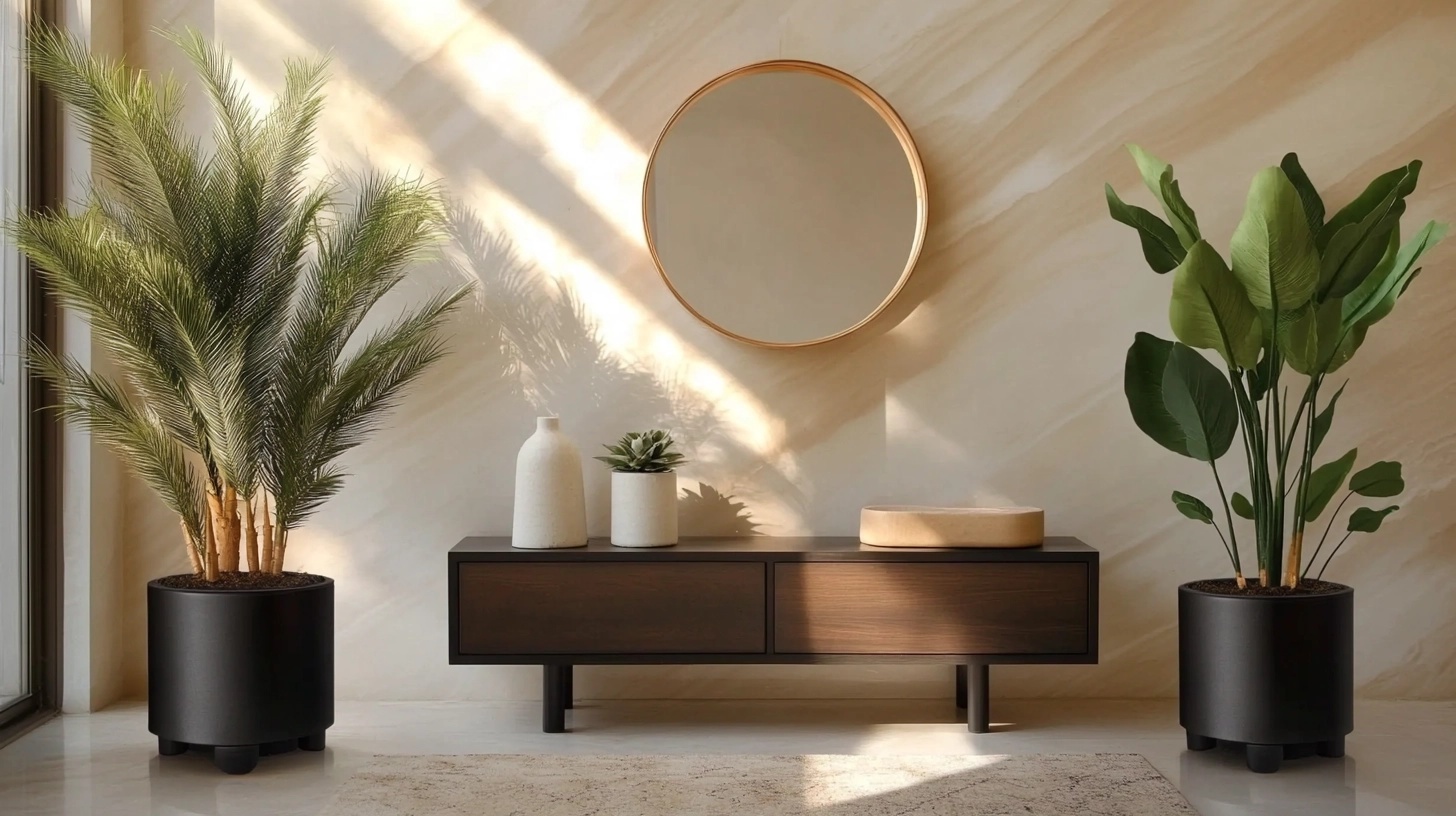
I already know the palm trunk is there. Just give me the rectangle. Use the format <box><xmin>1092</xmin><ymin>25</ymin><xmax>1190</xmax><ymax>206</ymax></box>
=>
<box><xmin>260</xmin><ymin>493</ymin><xmax>275</xmax><ymax>576</ymax></box>
<box><xmin>272</xmin><ymin>529</ymin><xmax>287</xmax><ymax>575</ymax></box>
<box><xmin>203</xmin><ymin>493</ymin><xmax>221</xmax><ymax>582</ymax></box>
<box><xmin>182</xmin><ymin>520</ymin><xmax>203</xmax><ymax>575</ymax></box>
<box><xmin>243</xmin><ymin>494</ymin><xmax>259</xmax><ymax>572</ymax></box>
<box><xmin>221</xmin><ymin>485</ymin><xmax>240</xmax><ymax>573</ymax></box>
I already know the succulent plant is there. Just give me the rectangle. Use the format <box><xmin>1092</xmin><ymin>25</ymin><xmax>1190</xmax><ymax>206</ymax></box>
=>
<box><xmin>595</xmin><ymin>430</ymin><xmax>686</xmax><ymax>473</ymax></box>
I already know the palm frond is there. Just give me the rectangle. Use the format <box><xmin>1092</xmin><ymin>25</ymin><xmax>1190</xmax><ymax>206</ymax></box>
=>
<box><xmin>29</xmin><ymin>344</ymin><xmax>206</xmax><ymax>550</ymax></box>
<box><xmin>27</xmin><ymin>23</ymin><xmax>208</xmax><ymax>269</ymax></box>
<box><xmin>268</xmin><ymin>287</ymin><xmax>466</xmax><ymax>529</ymax></box>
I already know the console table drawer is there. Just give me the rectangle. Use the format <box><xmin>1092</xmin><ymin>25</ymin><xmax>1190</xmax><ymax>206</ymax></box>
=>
<box><xmin>774</xmin><ymin>562</ymin><xmax>1088</xmax><ymax>655</ymax></box>
<box><xmin>457</xmin><ymin>562</ymin><xmax>766</xmax><ymax>655</ymax></box>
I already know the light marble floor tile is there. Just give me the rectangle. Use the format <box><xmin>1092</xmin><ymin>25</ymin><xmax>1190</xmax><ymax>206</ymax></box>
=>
<box><xmin>1</xmin><ymin>699</ymin><xmax>1453</xmax><ymax>815</ymax></box>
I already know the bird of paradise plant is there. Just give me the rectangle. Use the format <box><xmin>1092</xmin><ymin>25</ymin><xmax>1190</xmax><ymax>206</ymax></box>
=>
<box><xmin>1107</xmin><ymin>146</ymin><xmax>1444</xmax><ymax>589</ymax></box>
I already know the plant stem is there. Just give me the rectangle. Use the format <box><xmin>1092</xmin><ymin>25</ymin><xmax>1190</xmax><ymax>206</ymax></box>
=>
<box><xmin>1208</xmin><ymin>456</ymin><xmax>1243</xmax><ymax>581</ymax></box>
<box><xmin>1304</xmin><ymin>490</ymin><xmax>1355</xmax><ymax>579</ymax></box>
<box><xmin>1267</xmin><ymin>349</ymin><xmax>1288</xmax><ymax>586</ymax></box>
<box><xmin>1284</xmin><ymin>379</ymin><xmax>1320</xmax><ymax>587</ymax></box>
<box><xmin>1316</xmin><ymin>531</ymin><xmax>1355</xmax><ymax>581</ymax></box>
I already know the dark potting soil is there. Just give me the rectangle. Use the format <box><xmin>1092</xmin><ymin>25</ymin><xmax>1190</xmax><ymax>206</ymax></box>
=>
<box><xmin>155</xmin><ymin>571</ymin><xmax>326</xmax><ymax>591</ymax></box>
<box><xmin>1188</xmin><ymin>577</ymin><xmax>1346</xmax><ymax>597</ymax></box>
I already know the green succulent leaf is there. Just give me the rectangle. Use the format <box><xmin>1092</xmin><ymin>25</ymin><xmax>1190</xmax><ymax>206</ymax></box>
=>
<box><xmin>1231</xmin><ymin>491</ymin><xmax>1255</xmax><ymax>520</ymax></box>
<box><xmin>1123</xmin><ymin>332</ymin><xmax>1191</xmax><ymax>457</ymax></box>
<box><xmin>1230</xmin><ymin>166</ymin><xmax>1321</xmax><ymax>312</ymax></box>
<box><xmin>1160</xmin><ymin>343</ymin><xmax>1237</xmax><ymax>462</ymax></box>
<box><xmin>1348</xmin><ymin>505</ymin><xmax>1399</xmax><ymax>534</ymax></box>
<box><xmin>1302</xmin><ymin>447</ymin><xmax>1358</xmax><ymax>523</ymax></box>
<box><xmin>1171</xmin><ymin>490</ymin><xmax>1214</xmax><ymax>524</ymax></box>
<box><xmin>1349</xmin><ymin>460</ymin><xmax>1403</xmax><ymax>498</ymax></box>
<box><xmin>594</xmin><ymin>429</ymin><xmax>686</xmax><ymax>473</ymax></box>
<box><xmin>1105</xmin><ymin>184</ymin><xmax>1185</xmax><ymax>273</ymax></box>
<box><xmin>1127</xmin><ymin>144</ymin><xmax>1200</xmax><ymax>248</ymax></box>
<box><xmin>1168</xmin><ymin>240</ymin><xmax>1262</xmax><ymax>368</ymax></box>
<box><xmin>1309</xmin><ymin>381</ymin><xmax>1346</xmax><ymax>457</ymax></box>
<box><xmin>1280</xmin><ymin>153</ymin><xmax>1325</xmax><ymax>236</ymax></box>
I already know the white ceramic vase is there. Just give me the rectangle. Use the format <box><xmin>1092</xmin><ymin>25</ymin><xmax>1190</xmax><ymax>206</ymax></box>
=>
<box><xmin>610</xmin><ymin>471</ymin><xmax>679</xmax><ymax>547</ymax></box>
<box><xmin>511</xmin><ymin>417</ymin><xmax>588</xmax><ymax>549</ymax></box>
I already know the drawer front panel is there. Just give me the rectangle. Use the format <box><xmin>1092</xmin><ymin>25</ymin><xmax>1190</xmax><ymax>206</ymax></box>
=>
<box><xmin>457</xmin><ymin>562</ymin><xmax>766</xmax><ymax>655</ymax></box>
<box><xmin>774</xmin><ymin>562</ymin><xmax>1088</xmax><ymax>655</ymax></box>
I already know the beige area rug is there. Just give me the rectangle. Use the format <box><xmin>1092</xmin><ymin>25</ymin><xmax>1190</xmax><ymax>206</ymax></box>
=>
<box><xmin>320</xmin><ymin>753</ymin><xmax>1197</xmax><ymax>815</ymax></box>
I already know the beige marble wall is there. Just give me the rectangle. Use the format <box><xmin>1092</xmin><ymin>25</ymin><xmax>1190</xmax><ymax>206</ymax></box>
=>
<box><xmin>116</xmin><ymin>0</ymin><xmax>1456</xmax><ymax>701</ymax></box>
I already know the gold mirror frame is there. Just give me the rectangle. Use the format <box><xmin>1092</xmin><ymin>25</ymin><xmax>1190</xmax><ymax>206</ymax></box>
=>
<box><xmin>642</xmin><ymin>60</ymin><xmax>929</xmax><ymax>349</ymax></box>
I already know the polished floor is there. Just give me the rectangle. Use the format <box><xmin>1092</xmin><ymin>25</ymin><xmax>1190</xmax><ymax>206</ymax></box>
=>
<box><xmin>1</xmin><ymin>698</ymin><xmax>1452</xmax><ymax>815</ymax></box>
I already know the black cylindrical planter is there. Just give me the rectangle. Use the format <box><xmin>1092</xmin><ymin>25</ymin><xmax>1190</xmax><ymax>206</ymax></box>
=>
<box><xmin>1179</xmin><ymin>581</ymin><xmax>1353</xmax><ymax>774</ymax></box>
<box><xmin>148</xmin><ymin>577</ymin><xmax>334</xmax><ymax>774</ymax></box>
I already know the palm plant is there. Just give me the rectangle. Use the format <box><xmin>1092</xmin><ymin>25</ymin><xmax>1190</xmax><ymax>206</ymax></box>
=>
<box><xmin>14</xmin><ymin>26</ymin><xmax>468</xmax><ymax>582</ymax></box>
<box><xmin>1107</xmin><ymin>146</ymin><xmax>1445</xmax><ymax>589</ymax></box>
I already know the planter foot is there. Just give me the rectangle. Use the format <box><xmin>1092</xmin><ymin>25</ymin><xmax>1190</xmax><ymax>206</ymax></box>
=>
<box><xmin>1245</xmin><ymin>743</ymin><xmax>1283</xmax><ymax>774</ymax></box>
<box><xmin>1317</xmin><ymin>736</ymin><xmax>1345</xmax><ymax>758</ymax></box>
<box><xmin>299</xmin><ymin>731</ymin><xmax>327</xmax><ymax>752</ymax></box>
<box><xmin>1185</xmin><ymin>731</ymin><xmax>1216</xmax><ymax>751</ymax></box>
<box><xmin>213</xmin><ymin>745</ymin><xmax>260</xmax><ymax>775</ymax></box>
<box><xmin>157</xmin><ymin>737</ymin><xmax>188</xmax><ymax>757</ymax></box>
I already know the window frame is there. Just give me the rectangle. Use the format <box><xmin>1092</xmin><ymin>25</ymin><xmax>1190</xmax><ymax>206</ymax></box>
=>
<box><xmin>0</xmin><ymin>0</ymin><xmax>61</xmax><ymax>745</ymax></box>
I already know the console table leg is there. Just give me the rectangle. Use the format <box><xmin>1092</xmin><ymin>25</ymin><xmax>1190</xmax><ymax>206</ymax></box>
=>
<box><xmin>564</xmin><ymin>664</ymin><xmax>574</xmax><ymax>709</ymax></box>
<box><xmin>543</xmin><ymin>665</ymin><xmax>568</xmax><ymax>733</ymax></box>
<box><xmin>955</xmin><ymin>664</ymin><xmax>968</xmax><ymax>709</ymax></box>
<box><xmin>966</xmin><ymin>664</ymin><xmax>990</xmax><ymax>733</ymax></box>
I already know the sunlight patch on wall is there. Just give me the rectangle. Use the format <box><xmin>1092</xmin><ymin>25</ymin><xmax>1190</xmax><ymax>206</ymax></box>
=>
<box><xmin>226</xmin><ymin>0</ymin><xmax>808</xmax><ymax>534</ymax></box>
<box><xmin>357</xmin><ymin>0</ymin><xmax>647</xmax><ymax>246</ymax></box>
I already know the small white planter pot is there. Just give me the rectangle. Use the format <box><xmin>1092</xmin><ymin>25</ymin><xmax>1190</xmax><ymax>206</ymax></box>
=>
<box><xmin>610</xmin><ymin>471</ymin><xmax>679</xmax><ymax>547</ymax></box>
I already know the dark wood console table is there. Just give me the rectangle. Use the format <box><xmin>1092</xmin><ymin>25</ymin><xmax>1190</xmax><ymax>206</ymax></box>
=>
<box><xmin>448</xmin><ymin>536</ymin><xmax>1098</xmax><ymax>733</ymax></box>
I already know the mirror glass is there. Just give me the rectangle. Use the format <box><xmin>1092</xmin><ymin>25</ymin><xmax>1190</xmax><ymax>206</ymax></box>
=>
<box><xmin>644</xmin><ymin>63</ymin><xmax>926</xmax><ymax>347</ymax></box>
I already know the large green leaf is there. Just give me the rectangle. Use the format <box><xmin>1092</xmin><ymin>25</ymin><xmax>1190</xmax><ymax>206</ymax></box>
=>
<box><xmin>1349</xmin><ymin>460</ymin><xmax>1404</xmax><ymax>497</ymax></box>
<box><xmin>1309</xmin><ymin>382</ymin><xmax>1346</xmax><ymax>456</ymax></box>
<box><xmin>1280</xmin><ymin>153</ymin><xmax>1324</xmax><ymax>236</ymax></box>
<box><xmin>1230</xmin><ymin>166</ymin><xmax>1320</xmax><ymax>312</ymax></box>
<box><xmin>1277</xmin><ymin>298</ymin><xmax>1343</xmax><ymax>375</ymax></box>
<box><xmin>1128</xmin><ymin>144</ymin><xmax>1200</xmax><ymax>248</ymax></box>
<box><xmin>1232</xmin><ymin>491</ymin><xmax>1255</xmax><ymax>520</ymax></box>
<box><xmin>1171</xmin><ymin>491</ymin><xmax>1214</xmax><ymax>524</ymax></box>
<box><xmin>1326</xmin><ymin>323</ymin><xmax>1367</xmax><ymax>373</ymax></box>
<box><xmin>1124</xmin><ymin>333</ymin><xmax>1191</xmax><ymax>457</ymax></box>
<box><xmin>1348</xmin><ymin>505</ymin><xmax>1399</xmax><ymax>533</ymax></box>
<box><xmin>1318</xmin><ymin>162</ymin><xmax>1421</xmax><ymax>251</ymax></box>
<box><xmin>1302</xmin><ymin>447</ymin><xmax>1357</xmax><ymax>523</ymax></box>
<box><xmin>1160</xmin><ymin>343</ymin><xmax>1238</xmax><ymax>462</ymax></box>
<box><xmin>1343</xmin><ymin>220</ymin><xmax>1448</xmax><ymax>331</ymax></box>
<box><xmin>1169</xmin><ymin>240</ymin><xmax>1262</xmax><ymax>369</ymax></box>
<box><xmin>1317</xmin><ymin>162</ymin><xmax>1420</xmax><ymax>300</ymax></box>
<box><xmin>1106</xmin><ymin>184</ymin><xmax>1185</xmax><ymax>273</ymax></box>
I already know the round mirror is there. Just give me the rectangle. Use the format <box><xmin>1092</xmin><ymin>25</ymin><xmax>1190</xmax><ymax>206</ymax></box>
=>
<box><xmin>643</xmin><ymin>61</ymin><xmax>928</xmax><ymax>348</ymax></box>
